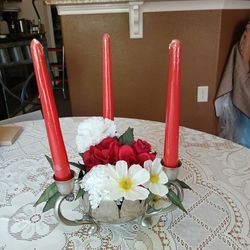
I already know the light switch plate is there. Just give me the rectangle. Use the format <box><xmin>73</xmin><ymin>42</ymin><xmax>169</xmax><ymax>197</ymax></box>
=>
<box><xmin>197</xmin><ymin>86</ymin><xmax>208</xmax><ymax>102</ymax></box>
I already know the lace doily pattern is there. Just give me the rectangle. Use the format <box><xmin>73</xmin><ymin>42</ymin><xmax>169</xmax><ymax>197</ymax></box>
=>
<box><xmin>0</xmin><ymin>117</ymin><xmax>249</xmax><ymax>249</ymax></box>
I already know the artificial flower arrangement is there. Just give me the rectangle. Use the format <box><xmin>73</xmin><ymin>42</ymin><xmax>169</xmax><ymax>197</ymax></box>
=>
<box><xmin>32</xmin><ymin>35</ymin><xmax>188</xmax><ymax>226</ymax></box>
<box><xmin>35</xmin><ymin>117</ymin><xmax>190</xmax><ymax>216</ymax></box>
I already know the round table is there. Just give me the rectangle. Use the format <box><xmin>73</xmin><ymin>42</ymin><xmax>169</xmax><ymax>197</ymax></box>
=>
<box><xmin>0</xmin><ymin>117</ymin><xmax>249</xmax><ymax>249</ymax></box>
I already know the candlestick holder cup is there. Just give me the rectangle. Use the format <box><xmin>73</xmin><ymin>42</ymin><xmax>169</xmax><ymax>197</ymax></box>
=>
<box><xmin>164</xmin><ymin>160</ymin><xmax>182</xmax><ymax>181</ymax></box>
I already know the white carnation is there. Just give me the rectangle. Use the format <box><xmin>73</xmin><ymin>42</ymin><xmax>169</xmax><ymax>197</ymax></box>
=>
<box><xmin>76</xmin><ymin>117</ymin><xmax>116</xmax><ymax>153</ymax></box>
<box><xmin>80</xmin><ymin>165</ymin><xmax>111</xmax><ymax>209</ymax></box>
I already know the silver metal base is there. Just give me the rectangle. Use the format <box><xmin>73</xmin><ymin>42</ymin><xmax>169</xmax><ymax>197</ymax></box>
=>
<box><xmin>53</xmin><ymin>165</ymin><xmax>184</xmax><ymax>234</ymax></box>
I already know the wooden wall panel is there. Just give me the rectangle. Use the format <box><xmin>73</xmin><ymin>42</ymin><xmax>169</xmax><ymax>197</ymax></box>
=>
<box><xmin>61</xmin><ymin>9</ymin><xmax>250</xmax><ymax>135</ymax></box>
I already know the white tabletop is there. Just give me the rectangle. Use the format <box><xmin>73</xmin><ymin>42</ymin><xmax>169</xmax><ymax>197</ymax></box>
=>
<box><xmin>0</xmin><ymin>117</ymin><xmax>249</xmax><ymax>249</ymax></box>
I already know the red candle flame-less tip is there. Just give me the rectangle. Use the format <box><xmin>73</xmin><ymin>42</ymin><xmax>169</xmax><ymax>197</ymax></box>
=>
<box><xmin>30</xmin><ymin>39</ymin><xmax>72</xmax><ymax>181</ymax></box>
<box><xmin>102</xmin><ymin>33</ymin><xmax>114</xmax><ymax>120</ymax></box>
<box><xmin>163</xmin><ymin>39</ymin><xmax>181</xmax><ymax>168</ymax></box>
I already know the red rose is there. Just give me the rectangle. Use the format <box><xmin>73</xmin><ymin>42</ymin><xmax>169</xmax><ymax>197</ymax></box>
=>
<box><xmin>133</xmin><ymin>139</ymin><xmax>152</xmax><ymax>154</ymax></box>
<box><xmin>108</xmin><ymin>140</ymin><xmax>121</xmax><ymax>164</ymax></box>
<box><xmin>118</xmin><ymin>145</ymin><xmax>137</xmax><ymax>166</ymax></box>
<box><xmin>137</xmin><ymin>152</ymin><xmax>156</xmax><ymax>166</ymax></box>
<box><xmin>98</xmin><ymin>137</ymin><xmax>117</xmax><ymax>149</ymax></box>
<box><xmin>93</xmin><ymin>147</ymin><xmax>110</xmax><ymax>164</ymax></box>
<box><xmin>83</xmin><ymin>147</ymin><xmax>109</xmax><ymax>170</ymax></box>
<box><xmin>82</xmin><ymin>136</ymin><xmax>155</xmax><ymax>170</ymax></box>
<box><xmin>82</xmin><ymin>146</ymin><xmax>100</xmax><ymax>171</ymax></box>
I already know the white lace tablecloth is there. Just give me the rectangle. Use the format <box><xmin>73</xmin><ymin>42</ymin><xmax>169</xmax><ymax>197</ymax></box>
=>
<box><xmin>0</xmin><ymin>117</ymin><xmax>250</xmax><ymax>250</ymax></box>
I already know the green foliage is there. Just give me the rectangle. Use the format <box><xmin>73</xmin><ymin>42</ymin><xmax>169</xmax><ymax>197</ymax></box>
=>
<box><xmin>45</xmin><ymin>155</ymin><xmax>53</xmax><ymax>170</ymax></box>
<box><xmin>78</xmin><ymin>170</ymin><xmax>84</xmax><ymax>180</ymax></box>
<box><xmin>75</xmin><ymin>188</ymin><xmax>85</xmax><ymax>200</ymax></box>
<box><xmin>167</xmin><ymin>190</ymin><xmax>187</xmax><ymax>214</ymax></box>
<box><xmin>69</xmin><ymin>161</ymin><xmax>84</xmax><ymax>170</ymax></box>
<box><xmin>34</xmin><ymin>182</ymin><xmax>58</xmax><ymax>207</ymax></box>
<box><xmin>43</xmin><ymin>192</ymin><xmax>61</xmax><ymax>212</ymax></box>
<box><xmin>145</xmin><ymin>193</ymin><xmax>158</xmax><ymax>214</ymax></box>
<box><xmin>176</xmin><ymin>179</ymin><xmax>192</xmax><ymax>190</ymax></box>
<box><xmin>145</xmin><ymin>192</ymin><xmax>154</xmax><ymax>205</ymax></box>
<box><xmin>118</xmin><ymin>127</ymin><xmax>134</xmax><ymax>145</ymax></box>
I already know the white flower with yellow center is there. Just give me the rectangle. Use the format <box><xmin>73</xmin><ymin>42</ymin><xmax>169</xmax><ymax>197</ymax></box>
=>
<box><xmin>106</xmin><ymin>160</ymin><xmax>150</xmax><ymax>201</ymax></box>
<box><xmin>143</xmin><ymin>158</ymin><xmax>169</xmax><ymax>196</ymax></box>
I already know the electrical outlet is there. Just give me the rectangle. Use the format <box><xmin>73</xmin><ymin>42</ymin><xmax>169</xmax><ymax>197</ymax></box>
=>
<box><xmin>197</xmin><ymin>86</ymin><xmax>208</xmax><ymax>102</ymax></box>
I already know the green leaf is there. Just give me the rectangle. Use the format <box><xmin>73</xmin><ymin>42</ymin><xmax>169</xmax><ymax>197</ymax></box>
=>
<box><xmin>176</xmin><ymin>179</ymin><xmax>192</xmax><ymax>190</ymax></box>
<box><xmin>118</xmin><ymin>127</ymin><xmax>134</xmax><ymax>145</ymax></box>
<box><xmin>45</xmin><ymin>155</ymin><xmax>53</xmax><ymax>170</ymax></box>
<box><xmin>145</xmin><ymin>192</ymin><xmax>154</xmax><ymax>204</ymax></box>
<box><xmin>167</xmin><ymin>190</ymin><xmax>187</xmax><ymax>214</ymax></box>
<box><xmin>78</xmin><ymin>170</ymin><xmax>84</xmax><ymax>180</ymax></box>
<box><xmin>69</xmin><ymin>161</ymin><xmax>84</xmax><ymax>170</ymax></box>
<box><xmin>43</xmin><ymin>192</ymin><xmax>61</xmax><ymax>212</ymax></box>
<box><xmin>34</xmin><ymin>182</ymin><xmax>58</xmax><ymax>206</ymax></box>
<box><xmin>146</xmin><ymin>205</ymin><xmax>155</xmax><ymax>214</ymax></box>
<box><xmin>75</xmin><ymin>188</ymin><xmax>85</xmax><ymax>200</ymax></box>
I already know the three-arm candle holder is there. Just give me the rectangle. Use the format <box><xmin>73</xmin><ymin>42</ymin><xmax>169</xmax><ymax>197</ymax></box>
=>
<box><xmin>31</xmin><ymin>36</ymin><xmax>184</xmax><ymax>235</ymax></box>
<box><xmin>53</xmin><ymin>164</ymin><xmax>183</xmax><ymax>235</ymax></box>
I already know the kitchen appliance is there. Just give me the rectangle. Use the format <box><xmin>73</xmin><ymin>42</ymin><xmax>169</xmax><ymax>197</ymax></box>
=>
<box><xmin>1</xmin><ymin>8</ymin><xmax>19</xmax><ymax>33</ymax></box>
<box><xmin>0</xmin><ymin>8</ymin><xmax>31</xmax><ymax>34</ymax></box>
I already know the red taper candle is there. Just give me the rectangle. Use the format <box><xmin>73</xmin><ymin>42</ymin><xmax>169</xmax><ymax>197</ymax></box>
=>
<box><xmin>102</xmin><ymin>33</ymin><xmax>114</xmax><ymax>120</ymax></box>
<box><xmin>30</xmin><ymin>39</ymin><xmax>72</xmax><ymax>181</ymax></box>
<box><xmin>163</xmin><ymin>40</ymin><xmax>181</xmax><ymax>168</ymax></box>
